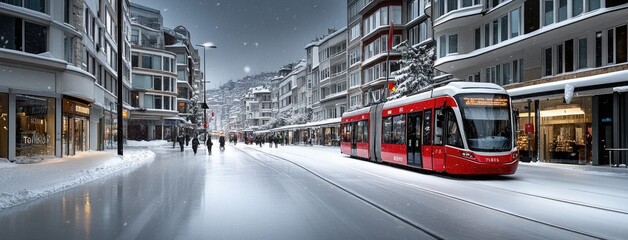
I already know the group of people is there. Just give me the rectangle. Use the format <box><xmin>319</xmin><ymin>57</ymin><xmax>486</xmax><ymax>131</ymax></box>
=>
<box><xmin>248</xmin><ymin>134</ymin><xmax>283</xmax><ymax>148</ymax></box>
<box><xmin>176</xmin><ymin>133</ymin><xmax>226</xmax><ymax>154</ymax></box>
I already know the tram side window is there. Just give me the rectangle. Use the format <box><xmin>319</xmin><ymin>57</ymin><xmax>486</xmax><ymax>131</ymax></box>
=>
<box><xmin>434</xmin><ymin>109</ymin><xmax>444</xmax><ymax>145</ymax></box>
<box><xmin>357</xmin><ymin>121</ymin><xmax>364</xmax><ymax>142</ymax></box>
<box><xmin>383</xmin><ymin>117</ymin><xmax>393</xmax><ymax>143</ymax></box>
<box><xmin>423</xmin><ymin>110</ymin><xmax>432</xmax><ymax>145</ymax></box>
<box><xmin>343</xmin><ymin>124</ymin><xmax>351</xmax><ymax>142</ymax></box>
<box><xmin>362</xmin><ymin>120</ymin><xmax>369</xmax><ymax>143</ymax></box>
<box><xmin>446</xmin><ymin>110</ymin><xmax>464</xmax><ymax>148</ymax></box>
<box><xmin>392</xmin><ymin>115</ymin><xmax>406</xmax><ymax>144</ymax></box>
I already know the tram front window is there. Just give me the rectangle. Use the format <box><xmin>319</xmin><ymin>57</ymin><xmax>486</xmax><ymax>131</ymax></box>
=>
<box><xmin>456</xmin><ymin>94</ymin><xmax>513</xmax><ymax>152</ymax></box>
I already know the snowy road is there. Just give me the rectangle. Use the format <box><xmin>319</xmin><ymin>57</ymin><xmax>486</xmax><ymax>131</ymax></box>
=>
<box><xmin>1</xmin><ymin>144</ymin><xmax>627</xmax><ymax>239</ymax></box>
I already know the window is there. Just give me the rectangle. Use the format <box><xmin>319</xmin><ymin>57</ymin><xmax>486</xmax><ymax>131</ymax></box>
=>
<box><xmin>144</xmin><ymin>95</ymin><xmax>154</xmax><ymax>109</ymax></box>
<box><xmin>573</xmin><ymin>0</ymin><xmax>584</xmax><ymax>16</ymax></box>
<box><xmin>484</xmin><ymin>24</ymin><xmax>490</xmax><ymax>47</ymax></box>
<box><xmin>131</xmin><ymin>52</ymin><xmax>138</xmax><ymax>67</ymax></box>
<box><xmin>446</xmin><ymin>110</ymin><xmax>463</xmax><ymax>148</ymax></box>
<box><xmin>142</xmin><ymin>54</ymin><xmax>152</xmax><ymax>69</ymax></box>
<box><xmin>510</xmin><ymin>8</ymin><xmax>520</xmax><ymax>38</ymax></box>
<box><xmin>448</xmin><ymin>35</ymin><xmax>458</xmax><ymax>54</ymax></box>
<box><xmin>524</xmin><ymin>0</ymin><xmax>540</xmax><ymax>34</ymax></box>
<box><xmin>588</xmin><ymin>0</ymin><xmax>600</xmax><ymax>11</ymax></box>
<box><xmin>463</xmin><ymin>0</ymin><xmax>472</xmax><ymax>7</ymax></box>
<box><xmin>492</xmin><ymin>20</ymin><xmax>499</xmax><ymax>44</ymax></box>
<box><xmin>578</xmin><ymin>38</ymin><xmax>587</xmax><ymax>69</ymax></box>
<box><xmin>474</xmin><ymin>28</ymin><xmax>481</xmax><ymax>50</ymax></box>
<box><xmin>558</xmin><ymin>0</ymin><xmax>567</xmax><ymax>22</ymax></box>
<box><xmin>153</xmin><ymin>76</ymin><xmax>162</xmax><ymax>91</ymax></box>
<box><xmin>500</xmin><ymin>15</ymin><xmax>508</xmax><ymax>42</ymax></box>
<box><xmin>545</xmin><ymin>48</ymin><xmax>553</xmax><ymax>76</ymax></box>
<box><xmin>423</xmin><ymin>110</ymin><xmax>432</xmax><ymax>145</ymax></box>
<box><xmin>0</xmin><ymin>93</ymin><xmax>7</xmax><ymax>159</ymax></box>
<box><xmin>433</xmin><ymin>109</ymin><xmax>443</xmax><ymax>145</ymax></box>
<box><xmin>152</xmin><ymin>55</ymin><xmax>162</xmax><ymax>71</ymax></box>
<box><xmin>439</xmin><ymin>35</ymin><xmax>446</xmax><ymax>57</ymax></box>
<box><xmin>154</xmin><ymin>96</ymin><xmax>162</xmax><ymax>109</ymax></box>
<box><xmin>163</xmin><ymin>77</ymin><xmax>171</xmax><ymax>92</ymax></box>
<box><xmin>164</xmin><ymin>96</ymin><xmax>171</xmax><ymax>110</ymax></box>
<box><xmin>565</xmin><ymin>39</ymin><xmax>574</xmax><ymax>72</ymax></box>
<box><xmin>15</xmin><ymin>95</ymin><xmax>56</xmax><ymax>157</ymax></box>
<box><xmin>544</xmin><ymin>0</ymin><xmax>554</xmax><ymax>26</ymax></box>
<box><xmin>608</xmin><ymin>29</ymin><xmax>615</xmax><ymax>64</ymax></box>
<box><xmin>617</xmin><ymin>25</ymin><xmax>627</xmax><ymax>64</ymax></box>
<box><xmin>596</xmin><ymin>31</ymin><xmax>602</xmax><ymax>67</ymax></box>
<box><xmin>557</xmin><ymin>44</ymin><xmax>564</xmax><ymax>74</ymax></box>
<box><xmin>502</xmin><ymin>63</ymin><xmax>511</xmax><ymax>85</ymax></box>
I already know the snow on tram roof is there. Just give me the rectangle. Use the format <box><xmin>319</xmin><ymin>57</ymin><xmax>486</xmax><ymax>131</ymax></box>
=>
<box><xmin>342</xmin><ymin>106</ymin><xmax>370</xmax><ymax>118</ymax></box>
<box><xmin>383</xmin><ymin>82</ymin><xmax>507</xmax><ymax>109</ymax></box>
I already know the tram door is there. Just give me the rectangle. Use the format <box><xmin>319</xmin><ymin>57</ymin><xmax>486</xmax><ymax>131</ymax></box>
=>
<box><xmin>407</xmin><ymin>112</ymin><xmax>423</xmax><ymax>167</ymax></box>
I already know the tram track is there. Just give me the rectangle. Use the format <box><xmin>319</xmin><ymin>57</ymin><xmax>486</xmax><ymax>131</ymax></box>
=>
<box><xmin>234</xmin><ymin>146</ymin><xmax>445</xmax><ymax>240</ymax></box>
<box><xmin>238</xmin><ymin>145</ymin><xmax>609</xmax><ymax>240</ymax></box>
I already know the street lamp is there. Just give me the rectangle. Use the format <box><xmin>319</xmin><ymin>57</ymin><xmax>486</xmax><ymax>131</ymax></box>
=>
<box><xmin>196</xmin><ymin>42</ymin><xmax>217</xmax><ymax>130</ymax></box>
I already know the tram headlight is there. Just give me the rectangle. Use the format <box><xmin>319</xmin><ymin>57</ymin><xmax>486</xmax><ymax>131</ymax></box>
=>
<box><xmin>512</xmin><ymin>151</ymin><xmax>519</xmax><ymax>160</ymax></box>
<box><xmin>461</xmin><ymin>152</ymin><xmax>475</xmax><ymax>159</ymax></box>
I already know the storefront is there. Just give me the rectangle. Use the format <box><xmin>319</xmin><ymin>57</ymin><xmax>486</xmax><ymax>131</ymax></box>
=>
<box><xmin>515</xmin><ymin>96</ymin><xmax>593</xmax><ymax>164</ymax></box>
<box><xmin>102</xmin><ymin>101</ymin><xmax>129</xmax><ymax>150</ymax></box>
<box><xmin>0</xmin><ymin>93</ymin><xmax>8</xmax><ymax>159</ymax></box>
<box><xmin>62</xmin><ymin>98</ymin><xmax>90</xmax><ymax>156</ymax></box>
<box><xmin>15</xmin><ymin>94</ymin><xmax>56</xmax><ymax>158</ymax></box>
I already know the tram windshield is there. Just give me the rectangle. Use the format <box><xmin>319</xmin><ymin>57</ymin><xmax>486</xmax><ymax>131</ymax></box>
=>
<box><xmin>455</xmin><ymin>94</ymin><xmax>512</xmax><ymax>152</ymax></box>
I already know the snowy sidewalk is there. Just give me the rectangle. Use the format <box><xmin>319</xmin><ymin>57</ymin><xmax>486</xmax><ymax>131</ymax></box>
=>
<box><xmin>0</xmin><ymin>149</ymin><xmax>155</xmax><ymax>210</ymax></box>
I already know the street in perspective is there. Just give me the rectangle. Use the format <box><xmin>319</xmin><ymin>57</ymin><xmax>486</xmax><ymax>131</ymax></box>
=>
<box><xmin>1</xmin><ymin>0</ymin><xmax>628</xmax><ymax>239</ymax></box>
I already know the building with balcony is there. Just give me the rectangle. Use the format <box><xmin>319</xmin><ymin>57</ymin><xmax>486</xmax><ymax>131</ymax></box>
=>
<box><xmin>431</xmin><ymin>0</ymin><xmax>628</xmax><ymax>165</ymax></box>
<box><xmin>242</xmin><ymin>86</ymin><xmax>272</xmax><ymax>130</ymax></box>
<box><xmin>128</xmin><ymin>3</ymin><xmax>179</xmax><ymax>141</ymax></box>
<box><xmin>164</xmin><ymin>26</ymin><xmax>202</xmax><ymax>134</ymax></box>
<box><xmin>349</xmin><ymin>0</ymin><xmax>404</xmax><ymax>106</ymax></box>
<box><xmin>0</xmin><ymin>0</ymin><xmax>132</xmax><ymax>160</ymax></box>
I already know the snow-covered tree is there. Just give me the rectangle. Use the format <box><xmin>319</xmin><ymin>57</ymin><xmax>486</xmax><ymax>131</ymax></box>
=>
<box><xmin>388</xmin><ymin>40</ymin><xmax>436</xmax><ymax>100</ymax></box>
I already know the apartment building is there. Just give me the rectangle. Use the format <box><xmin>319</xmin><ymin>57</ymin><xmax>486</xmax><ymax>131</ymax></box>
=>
<box><xmin>128</xmin><ymin>3</ymin><xmax>179</xmax><ymax>141</ymax></box>
<box><xmin>431</xmin><ymin>0</ymin><xmax>628</xmax><ymax>164</ymax></box>
<box><xmin>164</xmin><ymin>26</ymin><xmax>202</xmax><ymax>133</ymax></box>
<box><xmin>0</xmin><ymin>0</ymin><xmax>132</xmax><ymax>160</ymax></box>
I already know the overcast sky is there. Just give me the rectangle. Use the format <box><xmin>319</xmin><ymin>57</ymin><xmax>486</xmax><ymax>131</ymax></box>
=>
<box><xmin>131</xmin><ymin>0</ymin><xmax>346</xmax><ymax>89</ymax></box>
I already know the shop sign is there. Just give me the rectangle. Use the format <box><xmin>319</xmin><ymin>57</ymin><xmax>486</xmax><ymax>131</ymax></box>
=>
<box><xmin>75</xmin><ymin>105</ymin><xmax>90</xmax><ymax>115</ymax></box>
<box><xmin>525</xmin><ymin>123</ymin><xmax>534</xmax><ymax>134</ymax></box>
<box><xmin>20</xmin><ymin>132</ymin><xmax>51</xmax><ymax>145</ymax></box>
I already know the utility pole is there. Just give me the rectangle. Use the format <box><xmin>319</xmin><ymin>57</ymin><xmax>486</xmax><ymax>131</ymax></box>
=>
<box><xmin>116</xmin><ymin>0</ymin><xmax>124</xmax><ymax>156</ymax></box>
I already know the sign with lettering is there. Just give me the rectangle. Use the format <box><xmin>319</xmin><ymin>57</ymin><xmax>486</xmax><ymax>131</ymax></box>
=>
<box><xmin>75</xmin><ymin>105</ymin><xmax>90</xmax><ymax>116</ymax></box>
<box><xmin>462</xmin><ymin>96</ymin><xmax>509</xmax><ymax>107</ymax></box>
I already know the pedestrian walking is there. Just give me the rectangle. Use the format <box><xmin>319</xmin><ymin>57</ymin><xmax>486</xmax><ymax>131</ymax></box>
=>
<box><xmin>178</xmin><ymin>135</ymin><xmax>185</xmax><ymax>152</ymax></box>
<box><xmin>185</xmin><ymin>134</ymin><xmax>190</xmax><ymax>146</ymax></box>
<box><xmin>206</xmin><ymin>134</ymin><xmax>213</xmax><ymax>153</ymax></box>
<box><xmin>192</xmin><ymin>136</ymin><xmax>200</xmax><ymax>155</ymax></box>
<box><xmin>274</xmin><ymin>135</ymin><xmax>278</xmax><ymax>148</ymax></box>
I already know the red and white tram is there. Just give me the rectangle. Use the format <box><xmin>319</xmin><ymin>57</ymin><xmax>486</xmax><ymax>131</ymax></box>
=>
<box><xmin>341</xmin><ymin>82</ymin><xmax>519</xmax><ymax>175</ymax></box>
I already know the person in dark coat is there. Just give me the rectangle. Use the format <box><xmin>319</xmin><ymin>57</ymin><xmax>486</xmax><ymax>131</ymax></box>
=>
<box><xmin>185</xmin><ymin>134</ymin><xmax>190</xmax><ymax>146</ymax></box>
<box><xmin>192</xmin><ymin>136</ymin><xmax>200</xmax><ymax>155</ymax></box>
<box><xmin>219</xmin><ymin>135</ymin><xmax>226</xmax><ymax>150</ymax></box>
<box><xmin>206</xmin><ymin>134</ymin><xmax>213</xmax><ymax>152</ymax></box>
<box><xmin>178</xmin><ymin>135</ymin><xmax>185</xmax><ymax>152</ymax></box>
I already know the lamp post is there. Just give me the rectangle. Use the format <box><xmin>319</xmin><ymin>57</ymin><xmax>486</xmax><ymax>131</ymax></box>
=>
<box><xmin>196</xmin><ymin>43</ymin><xmax>217</xmax><ymax>131</ymax></box>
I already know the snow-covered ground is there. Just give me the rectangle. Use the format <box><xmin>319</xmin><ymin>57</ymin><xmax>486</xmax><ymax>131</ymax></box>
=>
<box><xmin>0</xmin><ymin>150</ymin><xmax>155</xmax><ymax>210</ymax></box>
<box><xmin>126</xmin><ymin>140</ymin><xmax>171</xmax><ymax>147</ymax></box>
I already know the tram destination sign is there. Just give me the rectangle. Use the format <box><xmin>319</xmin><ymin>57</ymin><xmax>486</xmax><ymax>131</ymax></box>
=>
<box><xmin>462</xmin><ymin>96</ymin><xmax>508</xmax><ymax>107</ymax></box>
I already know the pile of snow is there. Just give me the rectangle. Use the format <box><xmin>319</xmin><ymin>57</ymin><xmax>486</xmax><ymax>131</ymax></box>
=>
<box><xmin>126</xmin><ymin>140</ymin><xmax>170</xmax><ymax>147</ymax></box>
<box><xmin>0</xmin><ymin>150</ymin><xmax>155</xmax><ymax>210</ymax></box>
<box><xmin>0</xmin><ymin>158</ymin><xmax>13</xmax><ymax>169</ymax></box>
<box><xmin>14</xmin><ymin>156</ymin><xmax>56</xmax><ymax>164</ymax></box>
